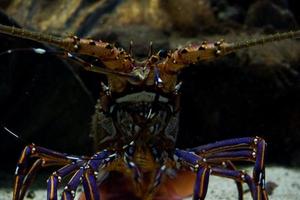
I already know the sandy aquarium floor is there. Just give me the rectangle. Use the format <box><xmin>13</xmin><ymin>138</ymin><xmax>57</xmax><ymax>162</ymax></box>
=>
<box><xmin>0</xmin><ymin>166</ymin><xmax>300</xmax><ymax>200</ymax></box>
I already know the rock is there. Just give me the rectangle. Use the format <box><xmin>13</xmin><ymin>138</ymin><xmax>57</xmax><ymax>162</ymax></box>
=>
<box><xmin>245</xmin><ymin>1</ymin><xmax>298</xmax><ymax>30</ymax></box>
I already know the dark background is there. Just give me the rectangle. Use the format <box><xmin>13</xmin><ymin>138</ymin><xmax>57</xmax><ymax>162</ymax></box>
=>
<box><xmin>0</xmin><ymin>0</ymin><xmax>300</xmax><ymax>175</ymax></box>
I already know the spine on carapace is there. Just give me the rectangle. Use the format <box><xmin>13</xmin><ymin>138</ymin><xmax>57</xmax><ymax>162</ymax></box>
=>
<box><xmin>0</xmin><ymin>23</ymin><xmax>135</xmax><ymax>71</ymax></box>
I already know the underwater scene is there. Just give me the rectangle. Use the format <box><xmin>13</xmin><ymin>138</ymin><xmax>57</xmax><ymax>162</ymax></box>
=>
<box><xmin>0</xmin><ymin>0</ymin><xmax>299</xmax><ymax>199</ymax></box>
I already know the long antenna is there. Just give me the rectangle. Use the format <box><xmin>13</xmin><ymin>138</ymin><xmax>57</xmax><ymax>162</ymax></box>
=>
<box><xmin>0</xmin><ymin>24</ymin><xmax>65</xmax><ymax>47</ymax></box>
<box><xmin>224</xmin><ymin>30</ymin><xmax>300</xmax><ymax>53</ymax></box>
<box><xmin>1</xmin><ymin>126</ymin><xmax>26</xmax><ymax>145</ymax></box>
<box><xmin>3</xmin><ymin>126</ymin><xmax>20</xmax><ymax>139</ymax></box>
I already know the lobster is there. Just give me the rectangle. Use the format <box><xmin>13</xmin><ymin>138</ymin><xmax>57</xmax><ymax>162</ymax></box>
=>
<box><xmin>0</xmin><ymin>23</ymin><xmax>299</xmax><ymax>200</ymax></box>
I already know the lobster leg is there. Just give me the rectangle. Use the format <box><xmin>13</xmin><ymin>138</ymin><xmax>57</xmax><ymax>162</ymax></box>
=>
<box><xmin>189</xmin><ymin>137</ymin><xmax>257</xmax><ymax>154</ymax></box>
<box><xmin>61</xmin><ymin>167</ymin><xmax>85</xmax><ymax>200</ymax></box>
<box><xmin>174</xmin><ymin>145</ymin><xmax>267</xmax><ymax>200</ymax></box>
<box><xmin>191</xmin><ymin>137</ymin><xmax>268</xmax><ymax>200</ymax></box>
<box><xmin>13</xmin><ymin>144</ymin><xmax>76</xmax><ymax>200</ymax></box>
<box><xmin>18</xmin><ymin>159</ymin><xmax>43</xmax><ymax>200</ymax></box>
<box><xmin>174</xmin><ymin>149</ymin><xmax>210</xmax><ymax>199</ymax></box>
<box><xmin>82</xmin><ymin>168</ymin><xmax>100</xmax><ymax>200</ymax></box>
<box><xmin>224</xmin><ymin>161</ymin><xmax>244</xmax><ymax>200</ymax></box>
<box><xmin>13</xmin><ymin>144</ymin><xmax>71</xmax><ymax>200</ymax></box>
<box><xmin>193</xmin><ymin>167</ymin><xmax>210</xmax><ymax>200</ymax></box>
<box><xmin>253</xmin><ymin>139</ymin><xmax>268</xmax><ymax>200</ymax></box>
<box><xmin>47</xmin><ymin>162</ymin><xmax>84</xmax><ymax>200</ymax></box>
<box><xmin>76</xmin><ymin>150</ymin><xmax>117</xmax><ymax>200</ymax></box>
<box><xmin>14</xmin><ymin>144</ymin><xmax>117</xmax><ymax>200</ymax></box>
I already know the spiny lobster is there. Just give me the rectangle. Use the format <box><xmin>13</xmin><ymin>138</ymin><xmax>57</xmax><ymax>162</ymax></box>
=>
<box><xmin>0</xmin><ymin>23</ymin><xmax>299</xmax><ymax>200</ymax></box>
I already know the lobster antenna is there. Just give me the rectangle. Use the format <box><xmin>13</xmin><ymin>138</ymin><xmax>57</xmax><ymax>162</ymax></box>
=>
<box><xmin>0</xmin><ymin>24</ymin><xmax>65</xmax><ymax>47</ymax></box>
<box><xmin>224</xmin><ymin>30</ymin><xmax>300</xmax><ymax>53</ymax></box>
<box><xmin>0</xmin><ymin>24</ymin><xmax>144</xmax><ymax>81</ymax></box>
<box><xmin>0</xmin><ymin>47</ymin><xmax>138</xmax><ymax>79</ymax></box>
<box><xmin>3</xmin><ymin>126</ymin><xmax>20</xmax><ymax>139</ymax></box>
<box><xmin>1</xmin><ymin>126</ymin><xmax>27</xmax><ymax>145</ymax></box>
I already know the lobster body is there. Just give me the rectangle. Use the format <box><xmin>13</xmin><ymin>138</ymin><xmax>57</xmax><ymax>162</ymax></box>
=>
<box><xmin>0</xmin><ymin>23</ymin><xmax>299</xmax><ymax>200</ymax></box>
<box><xmin>88</xmin><ymin>82</ymin><xmax>182</xmax><ymax>199</ymax></box>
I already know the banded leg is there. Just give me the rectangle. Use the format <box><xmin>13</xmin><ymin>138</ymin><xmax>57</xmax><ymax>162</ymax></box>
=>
<box><xmin>61</xmin><ymin>167</ymin><xmax>84</xmax><ymax>200</ymax></box>
<box><xmin>225</xmin><ymin>161</ymin><xmax>243</xmax><ymax>200</ymax></box>
<box><xmin>13</xmin><ymin>144</ymin><xmax>84</xmax><ymax>200</ymax></box>
<box><xmin>19</xmin><ymin>158</ymin><xmax>83</xmax><ymax>199</ymax></box>
<box><xmin>18</xmin><ymin>159</ymin><xmax>43</xmax><ymax>200</ymax></box>
<box><xmin>253</xmin><ymin>139</ymin><xmax>268</xmax><ymax>200</ymax></box>
<box><xmin>193</xmin><ymin>167</ymin><xmax>210</xmax><ymax>200</ymax></box>
<box><xmin>13</xmin><ymin>144</ymin><xmax>77</xmax><ymax>200</ymax></box>
<box><xmin>69</xmin><ymin>150</ymin><xmax>117</xmax><ymax>200</ymax></box>
<box><xmin>174</xmin><ymin>148</ymin><xmax>265</xmax><ymax>200</ymax></box>
<box><xmin>47</xmin><ymin>162</ymin><xmax>84</xmax><ymax>200</ymax></box>
<box><xmin>190</xmin><ymin>137</ymin><xmax>268</xmax><ymax>199</ymax></box>
<box><xmin>205</xmin><ymin>149</ymin><xmax>267</xmax><ymax>200</ymax></box>
<box><xmin>174</xmin><ymin>149</ymin><xmax>210</xmax><ymax>199</ymax></box>
<box><xmin>82</xmin><ymin>168</ymin><xmax>100</xmax><ymax>200</ymax></box>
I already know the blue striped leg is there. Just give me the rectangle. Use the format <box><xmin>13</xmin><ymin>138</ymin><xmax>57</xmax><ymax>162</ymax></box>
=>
<box><xmin>225</xmin><ymin>161</ymin><xmax>243</xmax><ymax>200</ymax></box>
<box><xmin>205</xmin><ymin>149</ymin><xmax>267</xmax><ymax>200</ymax></box>
<box><xmin>174</xmin><ymin>148</ymin><xmax>266</xmax><ymax>200</ymax></box>
<box><xmin>193</xmin><ymin>167</ymin><xmax>210</xmax><ymax>200</ymax></box>
<box><xmin>13</xmin><ymin>144</ymin><xmax>78</xmax><ymax>200</ymax></box>
<box><xmin>18</xmin><ymin>159</ymin><xmax>43</xmax><ymax>200</ymax></box>
<box><xmin>190</xmin><ymin>137</ymin><xmax>268</xmax><ymax>199</ymax></box>
<box><xmin>61</xmin><ymin>150</ymin><xmax>116</xmax><ymax>200</ymax></box>
<box><xmin>174</xmin><ymin>149</ymin><xmax>210</xmax><ymax>200</ymax></box>
<box><xmin>61</xmin><ymin>167</ymin><xmax>84</xmax><ymax>200</ymax></box>
<box><xmin>47</xmin><ymin>161</ymin><xmax>84</xmax><ymax>200</ymax></box>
